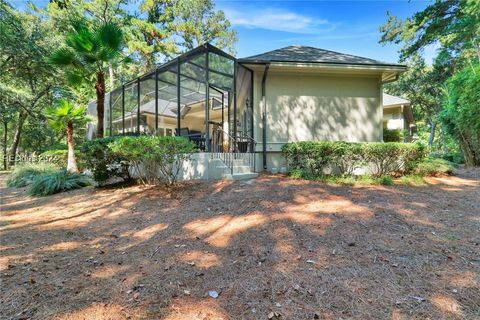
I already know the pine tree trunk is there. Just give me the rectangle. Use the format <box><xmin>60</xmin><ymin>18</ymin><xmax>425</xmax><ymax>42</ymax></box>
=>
<box><xmin>66</xmin><ymin>122</ymin><xmax>78</xmax><ymax>173</ymax></box>
<box><xmin>3</xmin><ymin>122</ymin><xmax>7</xmax><ymax>170</ymax></box>
<box><xmin>96</xmin><ymin>70</ymin><xmax>105</xmax><ymax>138</ymax></box>
<box><xmin>8</xmin><ymin>112</ymin><xmax>26</xmax><ymax>167</ymax></box>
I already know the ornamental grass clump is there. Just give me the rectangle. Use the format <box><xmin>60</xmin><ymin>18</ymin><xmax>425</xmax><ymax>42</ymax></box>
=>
<box><xmin>7</xmin><ymin>163</ymin><xmax>58</xmax><ymax>188</ymax></box>
<box><xmin>28</xmin><ymin>170</ymin><xmax>92</xmax><ymax>196</ymax></box>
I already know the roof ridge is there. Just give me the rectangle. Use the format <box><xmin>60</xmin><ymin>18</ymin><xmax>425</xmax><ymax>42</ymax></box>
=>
<box><xmin>286</xmin><ymin>45</ymin><xmax>388</xmax><ymax>64</ymax></box>
<box><xmin>240</xmin><ymin>44</ymin><xmax>402</xmax><ymax>67</ymax></box>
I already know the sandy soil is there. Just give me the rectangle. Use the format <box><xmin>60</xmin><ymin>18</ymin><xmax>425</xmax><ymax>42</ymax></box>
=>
<box><xmin>1</xmin><ymin>168</ymin><xmax>479</xmax><ymax>320</ymax></box>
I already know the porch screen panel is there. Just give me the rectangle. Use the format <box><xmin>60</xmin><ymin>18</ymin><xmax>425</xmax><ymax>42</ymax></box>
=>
<box><xmin>156</xmin><ymin>64</ymin><xmax>179</xmax><ymax>137</ymax></box>
<box><xmin>208</xmin><ymin>52</ymin><xmax>234</xmax><ymax>76</ymax></box>
<box><xmin>178</xmin><ymin>51</ymin><xmax>208</xmax><ymax>150</ymax></box>
<box><xmin>104</xmin><ymin>93</ymin><xmax>111</xmax><ymax>136</ymax></box>
<box><xmin>110</xmin><ymin>88</ymin><xmax>123</xmax><ymax>135</ymax></box>
<box><xmin>139</xmin><ymin>72</ymin><xmax>156</xmax><ymax>134</ymax></box>
<box><xmin>124</xmin><ymin>82</ymin><xmax>139</xmax><ymax>134</ymax></box>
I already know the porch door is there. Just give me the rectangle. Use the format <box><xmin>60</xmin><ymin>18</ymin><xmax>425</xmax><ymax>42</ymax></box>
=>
<box><xmin>208</xmin><ymin>85</ymin><xmax>231</xmax><ymax>152</ymax></box>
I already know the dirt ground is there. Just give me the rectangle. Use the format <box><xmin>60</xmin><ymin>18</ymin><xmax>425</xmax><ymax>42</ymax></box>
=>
<box><xmin>1</xmin><ymin>168</ymin><xmax>479</xmax><ymax>320</ymax></box>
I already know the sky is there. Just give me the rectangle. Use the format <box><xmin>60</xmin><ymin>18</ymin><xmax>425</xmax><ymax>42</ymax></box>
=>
<box><xmin>216</xmin><ymin>0</ymin><xmax>435</xmax><ymax>63</ymax></box>
<box><xmin>10</xmin><ymin>0</ymin><xmax>436</xmax><ymax>64</ymax></box>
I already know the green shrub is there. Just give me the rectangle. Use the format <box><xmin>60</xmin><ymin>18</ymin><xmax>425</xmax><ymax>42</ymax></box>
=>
<box><xmin>362</xmin><ymin>142</ymin><xmax>426</xmax><ymax>176</ymax></box>
<box><xmin>383</xmin><ymin>129</ymin><xmax>404</xmax><ymax>142</ymax></box>
<box><xmin>108</xmin><ymin>136</ymin><xmax>196</xmax><ymax>185</ymax></box>
<box><xmin>7</xmin><ymin>163</ymin><xmax>58</xmax><ymax>188</ymax></box>
<box><xmin>28</xmin><ymin>170</ymin><xmax>92</xmax><ymax>196</ymax></box>
<box><xmin>282</xmin><ymin>141</ymin><xmax>365</xmax><ymax>176</ymax></box>
<box><xmin>415</xmin><ymin>157</ymin><xmax>455</xmax><ymax>176</ymax></box>
<box><xmin>81</xmin><ymin>137</ymin><xmax>130</xmax><ymax>183</ymax></box>
<box><xmin>430</xmin><ymin>151</ymin><xmax>464</xmax><ymax>165</ymax></box>
<box><xmin>282</xmin><ymin>141</ymin><xmax>426</xmax><ymax>178</ymax></box>
<box><xmin>376</xmin><ymin>175</ymin><xmax>394</xmax><ymax>186</ymax></box>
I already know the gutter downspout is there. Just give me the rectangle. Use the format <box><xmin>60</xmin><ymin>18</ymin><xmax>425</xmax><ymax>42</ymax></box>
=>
<box><xmin>261</xmin><ymin>63</ymin><xmax>270</xmax><ymax>170</ymax></box>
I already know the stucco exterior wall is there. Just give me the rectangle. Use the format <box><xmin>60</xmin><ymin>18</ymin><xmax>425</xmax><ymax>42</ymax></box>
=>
<box><xmin>252</xmin><ymin>70</ymin><xmax>383</xmax><ymax>171</ymax></box>
<box><xmin>383</xmin><ymin>106</ymin><xmax>406</xmax><ymax>130</ymax></box>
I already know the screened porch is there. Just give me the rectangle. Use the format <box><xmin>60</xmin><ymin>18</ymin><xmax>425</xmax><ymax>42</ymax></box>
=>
<box><xmin>104</xmin><ymin>43</ymin><xmax>254</xmax><ymax>153</ymax></box>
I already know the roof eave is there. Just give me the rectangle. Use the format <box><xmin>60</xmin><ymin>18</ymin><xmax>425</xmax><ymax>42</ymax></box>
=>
<box><xmin>238</xmin><ymin>59</ymin><xmax>406</xmax><ymax>70</ymax></box>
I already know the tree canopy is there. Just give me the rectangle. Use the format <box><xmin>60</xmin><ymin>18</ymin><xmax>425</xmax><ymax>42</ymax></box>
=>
<box><xmin>381</xmin><ymin>0</ymin><xmax>479</xmax><ymax>163</ymax></box>
<box><xmin>1</xmin><ymin>0</ymin><xmax>237</xmax><ymax>168</ymax></box>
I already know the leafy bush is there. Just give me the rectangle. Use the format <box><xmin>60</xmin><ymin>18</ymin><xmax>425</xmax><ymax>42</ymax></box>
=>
<box><xmin>383</xmin><ymin>129</ymin><xmax>404</xmax><ymax>142</ymax></box>
<box><xmin>430</xmin><ymin>151</ymin><xmax>464</xmax><ymax>165</ymax></box>
<box><xmin>28</xmin><ymin>170</ymin><xmax>92</xmax><ymax>196</ymax></box>
<box><xmin>108</xmin><ymin>136</ymin><xmax>196</xmax><ymax>185</ymax></box>
<box><xmin>441</xmin><ymin>63</ymin><xmax>480</xmax><ymax>166</ymax></box>
<box><xmin>282</xmin><ymin>141</ymin><xmax>426</xmax><ymax>178</ymax></box>
<box><xmin>415</xmin><ymin>157</ymin><xmax>455</xmax><ymax>176</ymax></box>
<box><xmin>362</xmin><ymin>142</ymin><xmax>426</xmax><ymax>176</ymax></box>
<box><xmin>282</xmin><ymin>141</ymin><xmax>365</xmax><ymax>176</ymax></box>
<box><xmin>377</xmin><ymin>175</ymin><xmax>394</xmax><ymax>186</ymax></box>
<box><xmin>81</xmin><ymin>137</ymin><xmax>130</xmax><ymax>184</ymax></box>
<box><xmin>7</xmin><ymin>163</ymin><xmax>58</xmax><ymax>187</ymax></box>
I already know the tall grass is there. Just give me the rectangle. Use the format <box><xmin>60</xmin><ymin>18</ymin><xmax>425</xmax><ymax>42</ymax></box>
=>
<box><xmin>7</xmin><ymin>163</ymin><xmax>58</xmax><ymax>188</ymax></box>
<box><xmin>28</xmin><ymin>170</ymin><xmax>92</xmax><ymax>196</ymax></box>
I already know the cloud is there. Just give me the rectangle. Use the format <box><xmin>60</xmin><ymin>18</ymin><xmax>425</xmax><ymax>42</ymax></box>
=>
<box><xmin>223</xmin><ymin>7</ymin><xmax>333</xmax><ymax>34</ymax></box>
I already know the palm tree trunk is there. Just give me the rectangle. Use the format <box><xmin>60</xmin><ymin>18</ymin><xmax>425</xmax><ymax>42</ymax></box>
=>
<box><xmin>8</xmin><ymin>111</ymin><xmax>26</xmax><ymax>167</ymax></box>
<box><xmin>96</xmin><ymin>70</ymin><xmax>105</xmax><ymax>138</ymax></box>
<box><xmin>66</xmin><ymin>122</ymin><xmax>78</xmax><ymax>173</ymax></box>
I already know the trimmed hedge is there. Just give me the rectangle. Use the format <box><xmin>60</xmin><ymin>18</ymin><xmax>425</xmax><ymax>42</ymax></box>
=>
<box><xmin>383</xmin><ymin>129</ymin><xmax>404</xmax><ymax>142</ymax></box>
<box><xmin>282</xmin><ymin>141</ymin><xmax>426</xmax><ymax>177</ymax></box>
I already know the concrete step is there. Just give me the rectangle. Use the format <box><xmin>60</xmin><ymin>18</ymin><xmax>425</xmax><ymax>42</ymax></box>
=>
<box><xmin>232</xmin><ymin>158</ymin><xmax>249</xmax><ymax>165</ymax></box>
<box><xmin>222</xmin><ymin>172</ymin><xmax>259</xmax><ymax>181</ymax></box>
<box><xmin>232</xmin><ymin>165</ymin><xmax>253</xmax><ymax>174</ymax></box>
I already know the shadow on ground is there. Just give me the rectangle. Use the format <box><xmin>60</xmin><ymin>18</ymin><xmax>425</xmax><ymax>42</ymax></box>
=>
<box><xmin>1</xmin><ymin>168</ymin><xmax>479</xmax><ymax>320</ymax></box>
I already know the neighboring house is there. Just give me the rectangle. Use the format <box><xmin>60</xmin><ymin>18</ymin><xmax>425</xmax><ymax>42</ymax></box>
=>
<box><xmin>383</xmin><ymin>93</ymin><xmax>416</xmax><ymax>137</ymax></box>
<box><xmin>88</xmin><ymin>43</ymin><xmax>406</xmax><ymax>179</ymax></box>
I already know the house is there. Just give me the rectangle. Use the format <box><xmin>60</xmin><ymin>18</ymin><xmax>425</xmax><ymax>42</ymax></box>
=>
<box><xmin>89</xmin><ymin>43</ymin><xmax>407</xmax><ymax>179</ymax></box>
<box><xmin>382</xmin><ymin>93</ymin><xmax>416</xmax><ymax>138</ymax></box>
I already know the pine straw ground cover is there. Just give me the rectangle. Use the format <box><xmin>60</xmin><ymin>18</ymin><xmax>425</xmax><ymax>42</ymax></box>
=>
<box><xmin>0</xmin><ymin>168</ymin><xmax>479</xmax><ymax>320</ymax></box>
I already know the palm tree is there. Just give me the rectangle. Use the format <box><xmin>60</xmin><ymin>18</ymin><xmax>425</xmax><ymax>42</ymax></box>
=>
<box><xmin>45</xmin><ymin>100</ymin><xmax>88</xmax><ymax>173</ymax></box>
<box><xmin>49</xmin><ymin>21</ymin><xmax>124</xmax><ymax>138</ymax></box>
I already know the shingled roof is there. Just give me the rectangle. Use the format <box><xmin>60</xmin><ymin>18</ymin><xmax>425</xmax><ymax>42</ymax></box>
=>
<box><xmin>383</xmin><ymin>93</ymin><xmax>410</xmax><ymax>107</ymax></box>
<box><xmin>239</xmin><ymin>45</ymin><xmax>402</xmax><ymax>67</ymax></box>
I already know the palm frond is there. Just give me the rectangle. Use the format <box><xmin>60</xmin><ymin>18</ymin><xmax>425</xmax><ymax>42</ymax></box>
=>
<box><xmin>65</xmin><ymin>28</ymin><xmax>96</xmax><ymax>54</ymax></box>
<box><xmin>44</xmin><ymin>100</ymin><xmax>88</xmax><ymax>132</ymax></box>
<box><xmin>97</xmin><ymin>47</ymin><xmax>122</xmax><ymax>62</ymax></box>
<box><xmin>97</xmin><ymin>22</ymin><xmax>123</xmax><ymax>52</ymax></box>
<box><xmin>65</xmin><ymin>71</ymin><xmax>85</xmax><ymax>86</ymax></box>
<box><xmin>49</xmin><ymin>47</ymin><xmax>78</xmax><ymax>66</ymax></box>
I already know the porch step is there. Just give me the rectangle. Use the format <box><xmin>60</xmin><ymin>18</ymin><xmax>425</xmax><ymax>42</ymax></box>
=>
<box><xmin>233</xmin><ymin>165</ymin><xmax>253</xmax><ymax>174</ymax></box>
<box><xmin>223</xmin><ymin>172</ymin><xmax>259</xmax><ymax>181</ymax></box>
